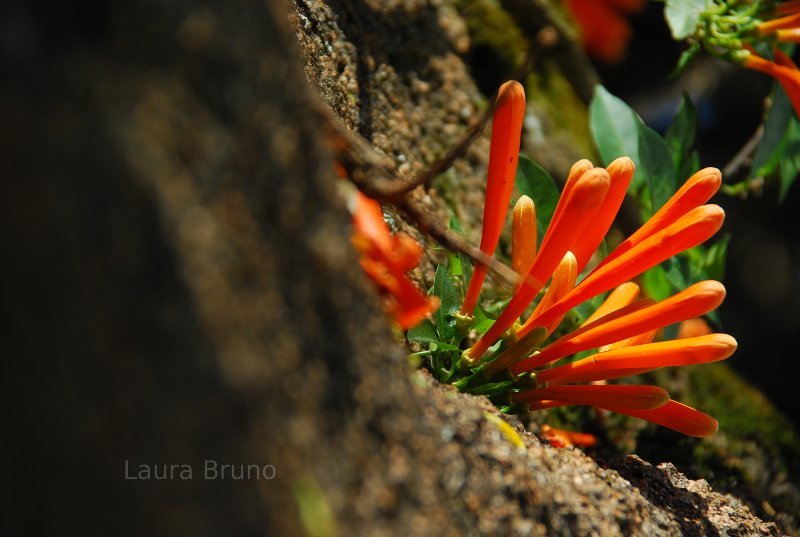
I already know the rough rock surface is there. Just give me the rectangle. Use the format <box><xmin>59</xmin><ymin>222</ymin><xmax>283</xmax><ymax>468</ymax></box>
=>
<box><xmin>3</xmin><ymin>0</ymin><xmax>787</xmax><ymax>535</ymax></box>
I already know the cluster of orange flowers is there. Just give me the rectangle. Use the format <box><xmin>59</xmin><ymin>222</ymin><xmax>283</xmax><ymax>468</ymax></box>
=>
<box><xmin>459</xmin><ymin>81</ymin><xmax>735</xmax><ymax>438</ymax></box>
<box><xmin>351</xmin><ymin>79</ymin><xmax>735</xmax><ymax>439</ymax></box>
<box><xmin>351</xmin><ymin>192</ymin><xmax>438</xmax><ymax>329</ymax></box>
<box><xmin>739</xmin><ymin>2</ymin><xmax>800</xmax><ymax>117</ymax></box>
<box><xmin>565</xmin><ymin>0</ymin><xmax>800</xmax><ymax>118</ymax></box>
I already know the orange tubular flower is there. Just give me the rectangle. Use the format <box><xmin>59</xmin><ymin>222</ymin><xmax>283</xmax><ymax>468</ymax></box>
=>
<box><xmin>461</xmin><ymin>81</ymin><xmax>526</xmax><ymax>316</ymax></box>
<box><xmin>428</xmin><ymin>81</ymin><xmax>734</xmax><ymax>438</ymax></box>
<box><xmin>775</xmin><ymin>28</ymin><xmax>800</xmax><ymax>42</ymax></box>
<box><xmin>741</xmin><ymin>49</ymin><xmax>800</xmax><ymax>118</ymax></box>
<box><xmin>565</xmin><ymin>0</ymin><xmax>645</xmax><ymax>63</ymax></box>
<box><xmin>570</xmin><ymin>157</ymin><xmax>635</xmax><ymax>272</ymax></box>
<box><xmin>512</xmin><ymin>195</ymin><xmax>537</xmax><ymax>278</ymax></box>
<box><xmin>466</xmin><ymin>166</ymin><xmax>611</xmax><ymax>361</ymax></box>
<box><xmin>603</xmin><ymin>400</ymin><xmax>718</xmax><ymax>438</ymax></box>
<box><xmin>540</xmin><ymin>425</ymin><xmax>597</xmax><ymax>448</ymax></box>
<box><xmin>777</xmin><ymin>0</ymin><xmax>800</xmax><ymax>15</ymax></box>
<box><xmin>524</xmin><ymin>251</ymin><xmax>578</xmax><ymax>337</ymax></box>
<box><xmin>502</xmin><ymin>281</ymin><xmax>733</xmax><ymax>438</ymax></box>
<box><xmin>758</xmin><ymin>12</ymin><xmax>800</xmax><ymax>36</ymax></box>
<box><xmin>454</xmin><ymin>149</ymin><xmax>731</xmax><ymax>438</ymax></box>
<box><xmin>520</xmin><ymin>204</ymin><xmax>725</xmax><ymax>338</ymax></box>
<box><xmin>511</xmin><ymin>280</ymin><xmax>726</xmax><ymax>374</ymax></box>
<box><xmin>600</xmin><ymin>329</ymin><xmax>657</xmax><ymax>352</ymax></box>
<box><xmin>677</xmin><ymin>317</ymin><xmax>712</xmax><ymax>339</ymax></box>
<box><xmin>581</xmin><ymin>281</ymin><xmax>656</xmax><ymax>351</ymax></box>
<box><xmin>593</xmin><ymin>167</ymin><xmax>721</xmax><ymax>272</ymax></box>
<box><xmin>513</xmin><ymin>384</ymin><xmax>670</xmax><ymax>410</ymax></box>
<box><xmin>534</xmin><ymin>333</ymin><xmax>737</xmax><ymax>386</ymax></box>
<box><xmin>352</xmin><ymin>192</ymin><xmax>439</xmax><ymax>329</ymax></box>
<box><xmin>583</xmin><ymin>281</ymin><xmax>641</xmax><ymax>324</ymax></box>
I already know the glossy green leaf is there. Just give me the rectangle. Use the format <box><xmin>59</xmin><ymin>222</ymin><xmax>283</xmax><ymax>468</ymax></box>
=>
<box><xmin>407</xmin><ymin>319</ymin><xmax>438</xmax><ymax>343</ymax></box>
<box><xmin>704</xmin><ymin>235</ymin><xmax>730</xmax><ymax>282</ymax></box>
<box><xmin>666</xmin><ymin>94</ymin><xmax>699</xmax><ymax>179</ymax></box>
<box><xmin>572</xmin><ymin>292</ymin><xmax>607</xmax><ymax>326</ymax></box>
<box><xmin>663</xmin><ymin>256</ymin><xmax>688</xmax><ymax>292</ymax></box>
<box><xmin>666</xmin><ymin>94</ymin><xmax>697</xmax><ymax>154</ymax></box>
<box><xmin>460</xmin><ymin>252</ymin><xmax>474</xmax><ymax>298</ymax></box>
<box><xmin>665</xmin><ymin>0</ymin><xmax>705</xmax><ymax>39</ymax></box>
<box><xmin>472</xmin><ymin>318</ymin><xmax>495</xmax><ymax>335</ymax></box>
<box><xmin>515</xmin><ymin>154</ymin><xmax>560</xmax><ymax>245</ymax></box>
<box><xmin>779</xmin><ymin>120</ymin><xmax>800</xmax><ymax>202</ymax></box>
<box><xmin>752</xmin><ymin>83</ymin><xmax>794</xmax><ymax>179</ymax></box>
<box><xmin>448</xmin><ymin>212</ymin><xmax>464</xmax><ymax>233</ymax></box>
<box><xmin>590</xmin><ymin>86</ymin><xmax>639</xmax><ymax>176</ymax></box>
<box><xmin>470</xmin><ymin>306</ymin><xmax>494</xmax><ymax>336</ymax></box>
<box><xmin>433</xmin><ymin>265</ymin><xmax>459</xmax><ymax>341</ymax></box>
<box><xmin>447</xmin><ymin>252</ymin><xmax>463</xmax><ymax>277</ymax></box>
<box><xmin>669</xmin><ymin>41</ymin><xmax>700</xmax><ymax>78</ymax></box>
<box><xmin>637</xmin><ymin>117</ymin><xmax>677</xmax><ymax>213</ymax></box>
<box><xmin>641</xmin><ymin>264</ymin><xmax>672</xmax><ymax>302</ymax></box>
<box><xmin>683</xmin><ymin>150</ymin><xmax>701</xmax><ymax>182</ymax></box>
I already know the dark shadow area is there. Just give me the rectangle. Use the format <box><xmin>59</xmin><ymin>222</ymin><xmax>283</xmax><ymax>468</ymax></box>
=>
<box><xmin>610</xmin><ymin>456</ymin><xmax>720</xmax><ymax>537</ymax></box>
<box><xmin>323</xmin><ymin>0</ymin><xmax>459</xmax><ymax>139</ymax></box>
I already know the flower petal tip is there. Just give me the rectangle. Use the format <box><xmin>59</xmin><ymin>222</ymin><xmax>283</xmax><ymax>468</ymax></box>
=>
<box><xmin>498</xmin><ymin>80</ymin><xmax>525</xmax><ymax>100</ymax></box>
<box><xmin>607</xmin><ymin>156</ymin><xmax>635</xmax><ymax>176</ymax></box>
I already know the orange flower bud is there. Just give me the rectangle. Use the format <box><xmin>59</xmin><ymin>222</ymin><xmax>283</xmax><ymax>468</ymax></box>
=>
<box><xmin>596</xmin><ymin>167</ymin><xmax>721</xmax><ymax>271</ymax></box>
<box><xmin>743</xmin><ymin>50</ymin><xmax>800</xmax><ymax>118</ymax></box>
<box><xmin>536</xmin><ymin>333</ymin><xmax>737</xmax><ymax>385</ymax></box>
<box><xmin>512</xmin><ymin>280</ymin><xmax>726</xmax><ymax>374</ymax></box>
<box><xmin>582</xmin><ymin>281</ymin><xmax>640</xmax><ymax>326</ymax></box>
<box><xmin>461</xmin><ymin>81</ymin><xmax>526</xmax><ymax>315</ymax></box>
<box><xmin>525</xmin><ymin>204</ymin><xmax>725</xmax><ymax>335</ymax></box>
<box><xmin>512</xmin><ymin>195</ymin><xmax>537</xmax><ymax>278</ymax></box>
<box><xmin>520</xmin><ymin>251</ymin><xmax>578</xmax><ymax>336</ymax></box>
<box><xmin>571</xmin><ymin>156</ymin><xmax>635</xmax><ymax>272</ymax></box>
<box><xmin>513</xmin><ymin>384</ymin><xmax>669</xmax><ymax>410</ymax></box>
<box><xmin>467</xmin><ymin>167</ymin><xmax>610</xmax><ymax>360</ymax></box>
<box><xmin>603</xmin><ymin>400</ymin><xmax>719</xmax><ymax>437</ymax></box>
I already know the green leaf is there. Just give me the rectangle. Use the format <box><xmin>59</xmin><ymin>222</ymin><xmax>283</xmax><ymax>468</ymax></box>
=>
<box><xmin>752</xmin><ymin>83</ymin><xmax>794</xmax><ymax>178</ymax></box>
<box><xmin>662</xmin><ymin>256</ymin><xmax>688</xmax><ymax>292</ymax></box>
<box><xmin>637</xmin><ymin>117</ymin><xmax>677</xmax><ymax>213</ymax></box>
<box><xmin>407</xmin><ymin>319</ymin><xmax>438</xmax><ymax>343</ymax></box>
<box><xmin>448</xmin><ymin>212</ymin><xmax>464</xmax><ymax>233</ymax></box>
<box><xmin>665</xmin><ymin>0</ymin><xmax>705</xmax><ymax>40</ymax></box>
<box><xmin>447</xmin><ymin>252</ymin><xmax>463</xmax><ymax>277</ymax></box>
<box><xmin>779</xmin><ymin>119</ymin><xmax>800</xmax><ymax>202</ymax></box>
<box><xmin>460</xmin><ymin>252</ymin><xmax>474</xmax><ymax>296</ymax></box>
<box><xmin>682</xmin><ymin>150</ymin><xmax>701</xmax><ymax>182</ymax></box>
<box><xmin>749</xmin><ymin>83</ymin><xmax>800</xmax><ymax>201</ymax></box>
<box><xmin>665</xmin><ymin>94</ymin><xmax>699</xmax><ymax>179</ymax></box>
<box><xmin>641</xmin><ymin>264</ymin><xmax>672</xmax><ymax>302</ymax></box>
<box><xmin>572</xmin><ymin>292</ymin><xmax>607</xmax><ymax>325</ymax></box>
<box><xmin>753</xmin><ymin>41</ymin><xmax>774</xmax><ymax>60</ymax></box>
<box><xmin>473</xmin><ymin>304</ymin><xmax>496</xmax><ymax>335</ymax></box>
<box><xmin>663</xmin><ymin>323</ymin><xmax>680</xmax><ymax>341</ymax></box>
<box><xmin>666</xmin><ymin>94</ymin><xmax>697</xmax><ymax>154</ymax></box>
<box><xmin>590</xmin><ymin>86</ymin><xmax>639</xmax><ymax>180</ymax></box>
<box><xmin>515</xmin><ymin>154</ymin><xmax>560</xmax><ymax>245</ymax></box>
<box><xmin>669</xmin><ymin>41</ymin><xmax>700</xmax><ymax>78</ymax></box>
<box><xmin>433</xmin><ymin>265</ymin><xmax>460</xmax><ymax>341</ymax></box>
<box><xmin>704</xmin><ymin>235</ymin><xmax>730</xmax><ymax>281</ymax></box>
<box><xmin>591</xmin><ymin>85</ymin><xmax>680</xmax><ymax>216</ymax></box>
<box><xmin>472</xmin><ymin>318</ymin><xmax>495</xmax><ymax>335</ymax></box>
